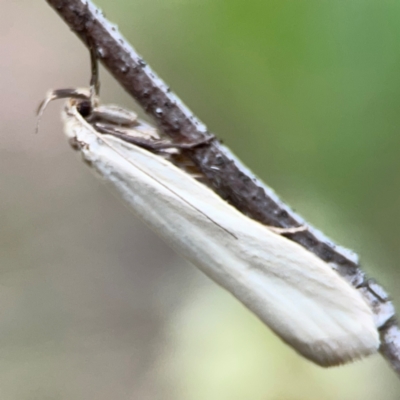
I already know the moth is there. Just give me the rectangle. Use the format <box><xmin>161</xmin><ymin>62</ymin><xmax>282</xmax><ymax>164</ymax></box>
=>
<box><xmin>37</xmin><ymin>53</ymin><xmax>380</xmax><ymax>367</ymax></box>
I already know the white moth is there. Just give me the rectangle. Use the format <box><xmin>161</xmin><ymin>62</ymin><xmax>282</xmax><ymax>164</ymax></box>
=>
<box><xmin>38</xmin><ymin>77</ymin><xmax>379</xmax><ymax>368</ymax></box>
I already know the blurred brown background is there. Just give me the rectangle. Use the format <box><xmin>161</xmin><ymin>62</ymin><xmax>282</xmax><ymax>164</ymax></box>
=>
<box><xmin>1</xmin><ymin>0</ymin><xmax>400</xmax><ymax>398</ymax></box>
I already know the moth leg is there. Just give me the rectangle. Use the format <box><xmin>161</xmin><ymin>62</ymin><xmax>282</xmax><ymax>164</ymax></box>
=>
<box><xmin>90</xmin><ymin>106</ymin><xmax>139</xmax><ymax>126</ymax></box>
<box><xmin>89</xmin><ymin>43</ymin><xmax>100</xmax><ymax>97</ymax></box>
<box><xmin>268</xmin><ymin>225</ymin><xmax>307</xmax><ymax>235</ymax></box>
<box><xmin>94</xmin><ymin>125</ymin><xmax>176</xmax><ymax>150</ymax></box>
<box><xmin>96</xmin><ymin>124</ymin><xmax>214</xmax><ymax>151</ymax></box>
<box><xmin>88</xmin><ymin>41</ymin><xmax>100</xmax><ymax>100</ymax></box>
<box><xmin>171</xmin><ymin>135</ymin><xmax>216</xmax><ymax>150</ymax></box>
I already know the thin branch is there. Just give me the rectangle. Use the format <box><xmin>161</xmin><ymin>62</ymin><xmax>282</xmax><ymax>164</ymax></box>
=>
<box><xmin>45</xmin><ymin>0</ymin><xmax>399</xmax><ymax>375</ymax></box>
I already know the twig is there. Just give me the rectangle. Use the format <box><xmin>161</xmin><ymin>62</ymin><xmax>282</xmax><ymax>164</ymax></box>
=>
<box><xmin>44</xmin><ymin>0</ymin><xmax>399</xmax><ymax>375</ymax></box>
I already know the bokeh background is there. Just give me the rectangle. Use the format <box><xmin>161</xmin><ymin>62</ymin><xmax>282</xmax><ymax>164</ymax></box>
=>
<box><xmin>1</xmin><ymin>0</ymin><xmax>400</xmax><ymax>398</ymax></box>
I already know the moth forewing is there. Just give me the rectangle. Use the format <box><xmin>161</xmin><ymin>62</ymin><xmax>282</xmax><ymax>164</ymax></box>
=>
<box><xmin>61</xmin><ymin>99</ymin><xmax>379</xmax><ymax>367</ymax></box>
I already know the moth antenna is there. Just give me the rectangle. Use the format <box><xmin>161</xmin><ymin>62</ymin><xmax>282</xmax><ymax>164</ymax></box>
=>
<box><xmin>35</xmin><ymin>88</ymin><xmax>91</xmax><ymax>134</ymax></box>
<box><xmin>36</xmin><ymin>91</ymin><xmax>58</xmax><ymax>134</ymax></box>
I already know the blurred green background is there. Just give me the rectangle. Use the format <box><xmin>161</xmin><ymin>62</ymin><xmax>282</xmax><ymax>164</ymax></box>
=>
<box><xmin>1</xmin><ymin>0</ymin><xmax>400</xmax><ymax>398</ymax></box>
